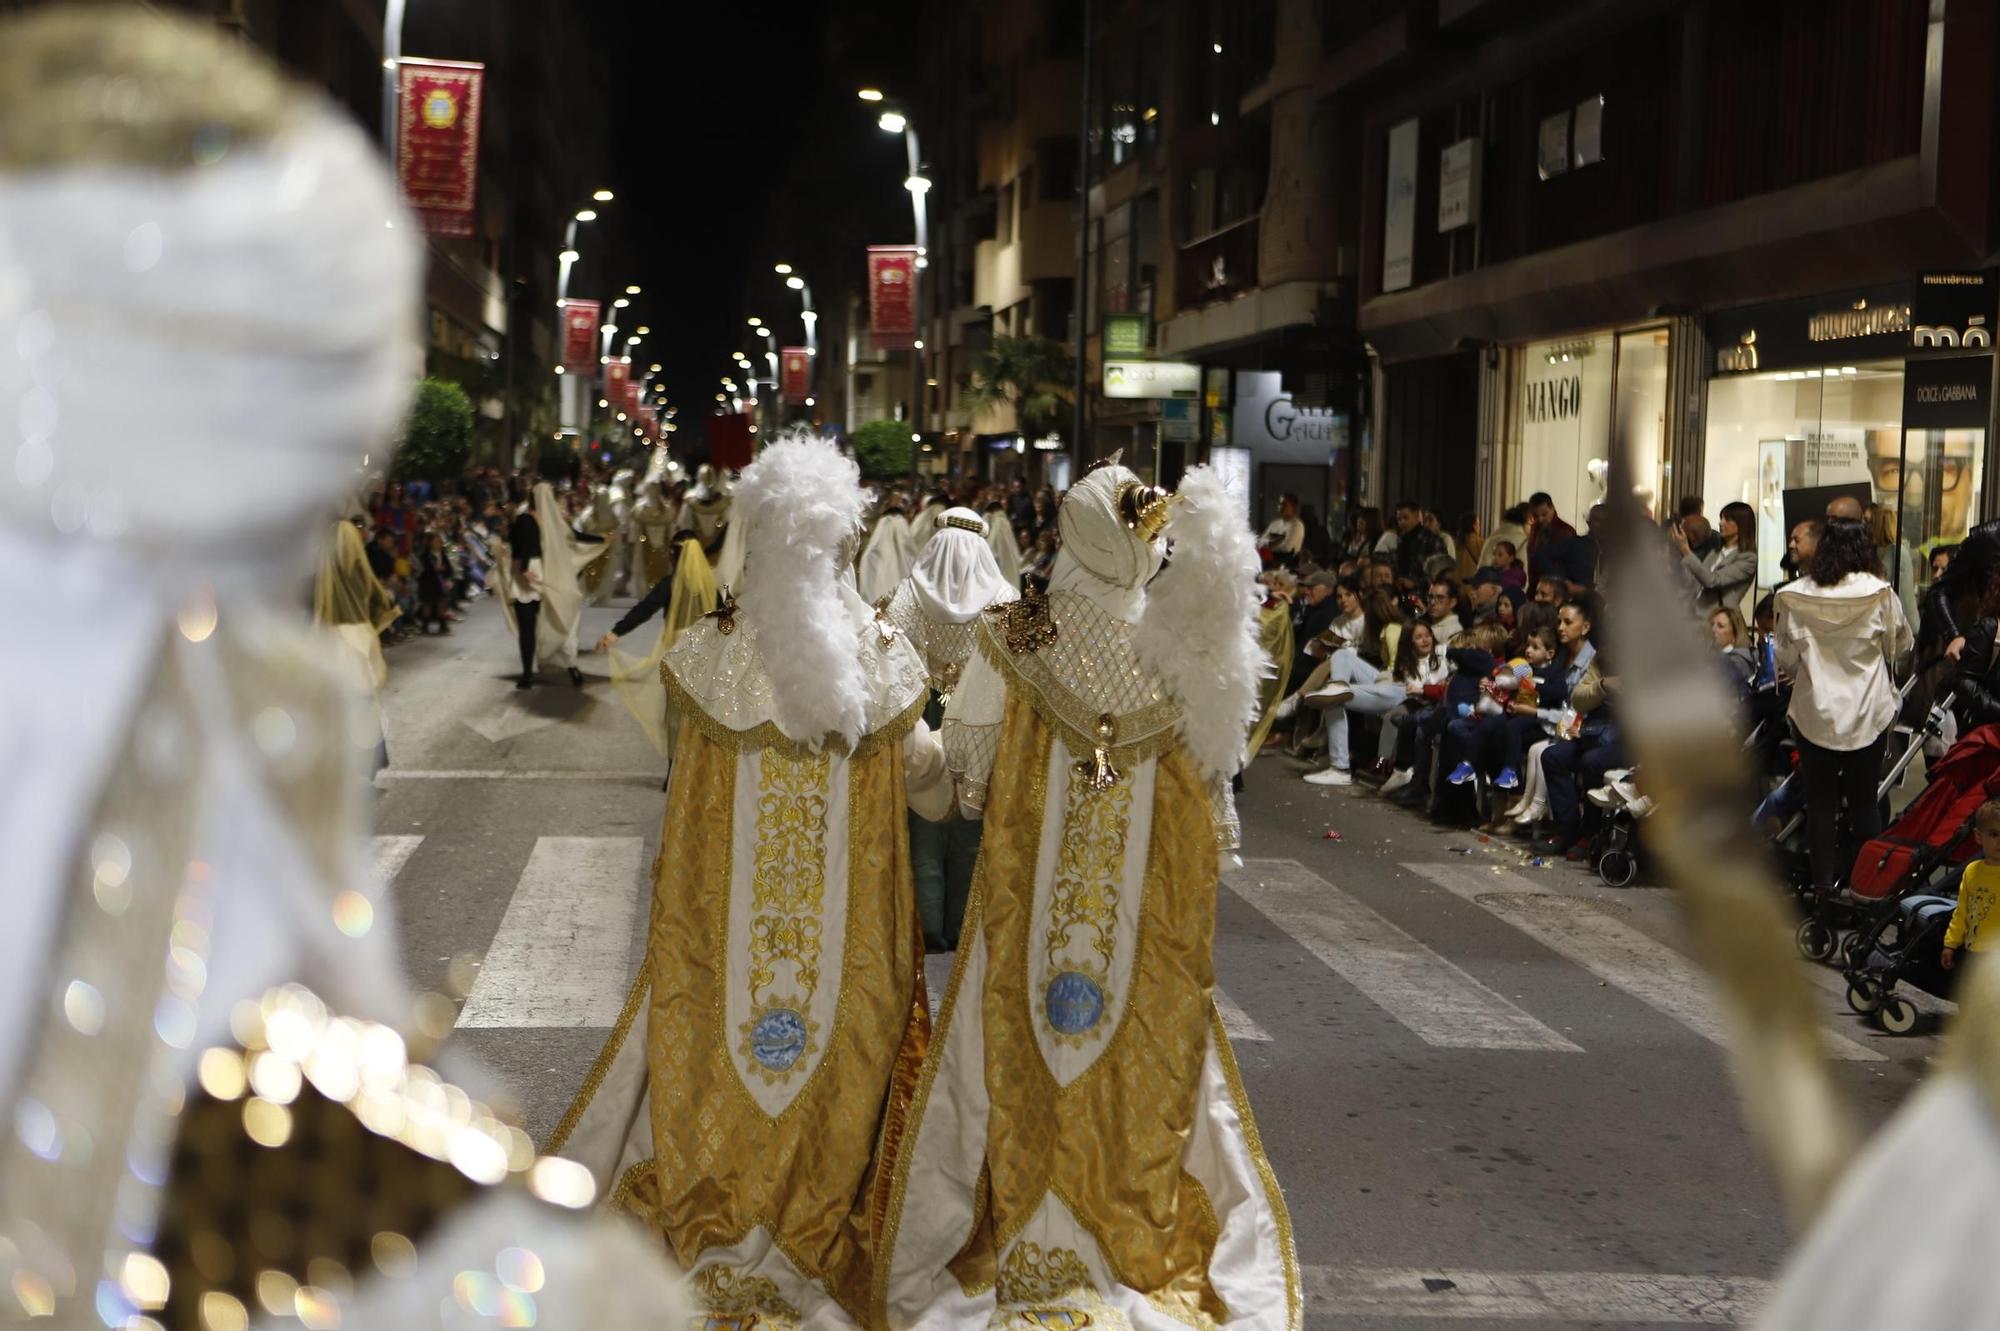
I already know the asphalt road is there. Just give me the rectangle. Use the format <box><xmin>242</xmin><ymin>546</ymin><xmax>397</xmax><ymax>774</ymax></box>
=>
<box><xmin>373</xmin><ymin>592</ymin><xmax>1939</xmax><ymax>1329</ymax></box>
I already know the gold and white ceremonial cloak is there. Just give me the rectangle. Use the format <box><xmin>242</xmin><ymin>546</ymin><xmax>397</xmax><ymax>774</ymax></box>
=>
<box><xmin>552</xmin><ymin>595</ymin><xmax>937</xmax><ymax>1329</ymax></box>
<box><xmin>880</xmin><ymin>584</ymin><xmax>1297</xmax><ymax>1331</ymax></box>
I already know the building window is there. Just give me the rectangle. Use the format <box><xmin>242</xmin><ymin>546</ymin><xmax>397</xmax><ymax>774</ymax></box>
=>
<box><xmin>997</xmin><ymin>181</ymin><xmax>1016</xmax><ymax>245</ymax></box>
<box><xmin>1038</xmin><ymin>137</ymin><xmax>1078</xmax><ymax>200</ymax></box>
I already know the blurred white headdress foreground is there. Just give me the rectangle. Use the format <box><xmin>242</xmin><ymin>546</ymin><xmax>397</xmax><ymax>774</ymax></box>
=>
<box><xmin>0</xmin><ymin>10</ymin><xmax>682</xmax><ymax>1326</ymax></box>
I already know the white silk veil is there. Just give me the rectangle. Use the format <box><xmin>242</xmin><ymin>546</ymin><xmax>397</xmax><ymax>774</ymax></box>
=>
<box><xmin>909</xmin><ymin>508</ymin><xmax>1016</xmax><ymax>624</ymax></box>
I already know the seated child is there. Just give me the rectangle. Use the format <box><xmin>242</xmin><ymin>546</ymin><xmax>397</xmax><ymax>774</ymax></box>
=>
<box><xmin>1454</xmin><ymin>627</ymin><xmax>1562</xmax><ymax>791</ymax></box>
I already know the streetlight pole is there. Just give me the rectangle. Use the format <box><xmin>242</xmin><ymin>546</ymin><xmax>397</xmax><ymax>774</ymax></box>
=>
<box><xmin>380</xmin><ymin>0</ymin><xmax>406</xmax><ymax>161</ymax></box>
<box><xmin>1071</xmin><ymin>0</ymin><xmax>1094</xmax><ymax>476</ymax></box>
<box><xmin>863</xmin><ymin>96</ymin><xmax>934</xmax><ymax>475</ymax></box>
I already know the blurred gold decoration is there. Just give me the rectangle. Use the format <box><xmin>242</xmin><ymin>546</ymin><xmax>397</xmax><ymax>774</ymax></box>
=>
<box><xmin>152</xmin><ymin>986</ymin><xmax>586</xmax><ymax>1330</ymax></box>
<box><xmin>0</xmin><ymin>7</ymin><xmax>298</xmax><ymax>170</ymax></box>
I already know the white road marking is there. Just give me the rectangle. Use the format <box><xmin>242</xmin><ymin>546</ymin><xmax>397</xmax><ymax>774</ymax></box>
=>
<box><xmin>456</xmin><ymin>836</ymin><xmax>646</xmax><ymax>1028</ymax></box>
<box><xmin>1409</xmin><ymin>863</ymin><xmax>1885</xmax><ymax>1062</ymax></box>
<box><xmin>378</xmin><ymin>769</ymin><xmax>664</xmax><ymax>781</ymax></box>
<box><xmin>1303</xmin><ymin>1264</ymin><xmax>1771</xmax><ymax>1323</ymax></box>
<box><xmin>369</xmin><ymin>834</ymin><xmax>424</xmax><ymax>893</ymax></box>
<box><xmin>1227</xmin><ymin>859</ymin><xmax>1580</xmax><ymax>1052</ymax></box>
<box><xmin>1213</xmin><ymin>986</ymin><xmax>1273</xmax><ymax>1043</ymax></box>
<box><xmin>462</xmin><ymin>703</ymin><xmax>560</xmax><ymax>744</ymax></box>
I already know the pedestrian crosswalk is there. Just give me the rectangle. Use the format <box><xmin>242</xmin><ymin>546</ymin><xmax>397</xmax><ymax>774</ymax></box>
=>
<box><xmin>1225</xmin><ymin>859</ymin><xmax>1580</xmax><ymax>1052</ymax></box>
<box><xmin>455</xmin><ymin>836</ymin><xmax>646</xmax><ymax>1028</ymax></box>
<box><xmin>375</xmin><ymin>836</ymin><xmax>1914</xmax><ymax>1063</ymax></box>
<box><xmin>1408</xmin><ymin>862</ymin><xmax>1886</xmax><ymax>1062</ymax></box>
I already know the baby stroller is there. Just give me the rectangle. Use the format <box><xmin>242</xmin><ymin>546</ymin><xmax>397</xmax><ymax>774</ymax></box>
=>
<box><xmin>1811</xmin><ymin>722</ymin><xmax>2000</xmax><ymax>993</ymax></box>
<box><xmin>1782</xmin><ymin>673</ymin><xmax>1961</xmax><ymax>962</ymax></box>
<box><xmin>1587</xmin><ymin>769</ymin><xmax>1651</xmax><ymax>888</ymax></box>
<box><xmin>1841</xmin><ymin>889</ymin><xmax>1961</xmax><ymax>1035</ymax></box>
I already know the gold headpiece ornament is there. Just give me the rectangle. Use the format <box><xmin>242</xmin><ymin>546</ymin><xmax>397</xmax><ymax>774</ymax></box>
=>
<box><xmin>1117</xmin><ymin>481</ymin><xmax>1176</xmax><ymax>542</ymax></box>
<box><xmin>941</xmin><ymin>513</ymin><xmax>987</xmax><ymax>536</ymax></box>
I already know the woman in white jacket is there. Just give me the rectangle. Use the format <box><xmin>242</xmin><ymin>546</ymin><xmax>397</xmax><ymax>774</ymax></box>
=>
<box><xmin>1774</xmin><ymin>517</ymin><xmax>1913</xmax><ymax>897</ymax></box>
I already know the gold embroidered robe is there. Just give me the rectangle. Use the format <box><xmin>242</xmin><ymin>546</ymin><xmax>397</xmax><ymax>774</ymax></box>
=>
<box><xmin>880</xmin><ymin>592</ymin><xmax>1298</xmax><ymax>1331</ymax></box>
<box><xmin>551</xmin><ymin>610</ymin><xmax>932</xmax><ymax>1329</ymax></box>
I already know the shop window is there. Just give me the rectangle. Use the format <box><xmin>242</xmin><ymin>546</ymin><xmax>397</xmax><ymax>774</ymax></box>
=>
<box><xmin>1511</xmin><ymin>326</ymin><xmax>1671</xmax><ymax>533</ymax></box>
<box><xmin>1705</xmin><ymin>364</ymin><xmax>1983</xmax><ymax>616</ymax></box>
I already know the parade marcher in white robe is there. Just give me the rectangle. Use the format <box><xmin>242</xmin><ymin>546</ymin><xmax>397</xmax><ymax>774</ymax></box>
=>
<box><xmin>551</xmin><ymin>432</ymin><xmax>953</xmax><ymax>1329</ymax></box>
<box><xmin>984</xmin><ymin>499</ymin><xmax>1025</xmax><ymax>591</ymax></box>
<box><xmin>0</xmin><ymin>11</ymin><xmax>685</xmax><ymax>1325</ymax></box>
<box><xmin>882</xmin><ymin>463</ymin><xmax>1297</xmax><ymax>1331</ymax></box>
<box><xmin>495</xmin><ymin>481</ymin><xmax>609</xmax><ymax>686</ymax></box>
<box><xmin>858</xmin><ymin>501</ymin><xmax>918</xmax><ymax>604</ymax></box>
<box><xmin>881</xmin><ymin>508</ymin><xmax>1019</xmax><ymax>950</ymax></box>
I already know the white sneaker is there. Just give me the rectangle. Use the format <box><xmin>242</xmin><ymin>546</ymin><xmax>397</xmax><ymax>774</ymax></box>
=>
<box><xmin>1512</xmin><ymin>801</ymin><xmax>1547</xmax><ymax>824</ymax></box>
<box><xmin>1306</xmin><ymin>683</ymin><xmax>1354</xmax><ymax>709</ymax></box>
<box><xmin>1381</xmin><ymin>767</ymin><xmax>1414</xmax><ymax>794</ymax></box>
<box><xmin>1304</xmin><ymin>766</ymin><xmax>1353</xmax><ymax>786</ymax></box>
<box><xmin>1274</xmin><ymin>694</ymin><xmax>1299</xmax><ymax>722</ymax></box>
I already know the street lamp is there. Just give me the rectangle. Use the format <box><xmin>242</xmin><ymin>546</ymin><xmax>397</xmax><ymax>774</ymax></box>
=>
<box><xmin>574</xmin><ymin>208</ymin><xmax>598</xmax><ymax>222</ymax></box>
<box><xmin>593</xmin><ymin>188</ymin><xmax>615</xmax><ymax>202</ymax></box>
<box><xmin>858</xmin><ymin>88</ymin><xmax>884</xmax><ymax>102</ymax></box>
<box><xmin>878</xmin><ymin>110</ymin><xmax>907</xmax><ymax>134</ymax></box>
<box><xmin>773</xmin><ymin>263</ymin><xmax>794</xmax><ymax>275</ymax></box>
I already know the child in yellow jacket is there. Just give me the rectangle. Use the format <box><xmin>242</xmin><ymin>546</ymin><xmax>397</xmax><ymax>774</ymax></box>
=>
<box><xmin>1941</xmin><ymin>799</ymin><xmax>2000</xmax><ymax>970</ymax></box>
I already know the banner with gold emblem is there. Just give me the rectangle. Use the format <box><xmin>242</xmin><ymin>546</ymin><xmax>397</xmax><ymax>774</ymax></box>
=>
<box><xmin>397</xmin><ymin>59</ymin><xmax>484</xmax><ymax>237</ymax></box>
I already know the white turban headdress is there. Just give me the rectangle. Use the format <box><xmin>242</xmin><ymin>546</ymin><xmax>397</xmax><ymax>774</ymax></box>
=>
<box><xmin>0</xmin><ymin>9</ymin><xmax>421</xmax><ymax>1110</ymax></box>
<box><xmin>1049</xmin><ymin>461</ymin><xmax>1165</xmax><ymax>619</ymax></box>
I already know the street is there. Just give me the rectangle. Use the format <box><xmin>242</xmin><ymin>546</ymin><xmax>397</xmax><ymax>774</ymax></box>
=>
<box><xmin>375</xmin><ymin>594</ymin><xmax>1939</xmax><ymax>1330</ymax></box>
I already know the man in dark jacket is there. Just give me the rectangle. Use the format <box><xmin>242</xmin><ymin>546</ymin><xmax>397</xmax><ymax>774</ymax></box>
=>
<box><xmin>1390</xmin><ymin>500</ymin><xmax>1445</xmax><ymax>588</ymax></box>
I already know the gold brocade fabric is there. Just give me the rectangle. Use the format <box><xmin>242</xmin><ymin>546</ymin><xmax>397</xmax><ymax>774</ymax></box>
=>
<box><xmin>1245</xmin><ymin>604</ymin><xmax>1294</xmax><ymax>755</ymax></box>
<box><xmin>639</xmin><ymin>720</ymin><xmax>924</xmax><ymax>1324</ymax></box>
<box><xmin>965</xmin><ymin>693</ymin><xmax>1227</xmax><ymax>1327</ymax></box>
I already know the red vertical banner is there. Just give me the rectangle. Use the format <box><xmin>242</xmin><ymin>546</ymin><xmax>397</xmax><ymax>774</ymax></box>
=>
<box><xmin>780</xmin><ymin>348</ymin><xmax>812</xmax><ymax>401</ymax></box>
<box><xmin>867</xmin><ymin>245</ymin><xmax>919</xmax><ymax>350</ymax></box>
<box><xmin>622</xmin><ymin>382</ymin><xmax>644</xmax><ymax>418</ymax></box>
<box><xmin>560</xmin><ymin>300</ymin><xmax>601</xmax><ymax>371</ymax></box>
<box><xmin>605</xmin><ymin>357</ymin><xmax>631</xmax><ymax>402</ymax></box>
<box><xmin>397</xmin><ymin>59</ymin><xmax>484</xmax><ymax>237</ymax></box>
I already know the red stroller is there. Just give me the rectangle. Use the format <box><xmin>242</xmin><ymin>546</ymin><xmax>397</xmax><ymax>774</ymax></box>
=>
<box><xmin>1812</xmin><ymin>723</ymin><xmax>2000</xmax><ymax>983</ymax></box>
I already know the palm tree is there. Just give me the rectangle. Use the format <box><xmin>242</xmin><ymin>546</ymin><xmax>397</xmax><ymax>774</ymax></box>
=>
<box><xmin>963</xmin><ymin>335</ymin><xmax>1074</xmax><ymax>440</ymax></box>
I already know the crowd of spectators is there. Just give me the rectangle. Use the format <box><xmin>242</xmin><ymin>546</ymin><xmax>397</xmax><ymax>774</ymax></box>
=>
<box><xmin>1254</xmin><ymin>487</ymin><xmax>1892</xmax><ymax>870</ymax></box>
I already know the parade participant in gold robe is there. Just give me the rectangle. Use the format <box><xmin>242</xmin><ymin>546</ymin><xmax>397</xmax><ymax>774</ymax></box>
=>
<box><xmin>314</xmin><ymin>519</ymin><xmax>402</xmax><ymax>767</ymax></box>
<box><xmin>553</xmin><ymin>432</ymin><xmax>949</xmax><ymax>1328</ymax></box>
<box><xmin>882</xmin><ymin>462</ymin><xmax>1298</xmax><ymax>1331</ymax></box>
<box><xmin>631</xmin><ymin>479</ymin><xmax>680</xmax><ymax>587</ymax></box>
<box><xmin>880</xmin><ymin>507</ymin><xmax>1018</xmax><ymax>951</ymax></box>
<box><xmin>0</xmin><ymin>12</ymin><xmax>685</xmax><ymax>1325</ymax></box>
<box><xmin>677</xmin><ymin>463</ymin><xmax>733</xmax><ymax>555</ymax></box>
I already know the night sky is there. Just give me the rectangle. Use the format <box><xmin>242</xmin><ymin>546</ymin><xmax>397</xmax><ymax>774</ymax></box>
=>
<box><xmin>576</xmin><ymin>1</ymin><xmax>921</xmax><ymax>446</ymax></box>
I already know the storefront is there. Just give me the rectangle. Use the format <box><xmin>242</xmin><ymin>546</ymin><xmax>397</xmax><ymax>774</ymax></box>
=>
<box><xmin>1495</xmin><ymin>322</ymin><xmax>1675</xmax><ymax>528</ymax></box>
<box><xmin>1703</xmin><ymin>273</ymin><xmax>1997</xmax><ymax>605</ymax></box>
<box><xmin>1228</xmin><ymin>369</ymin><xmax>1353</xmax><ymax>534</ymax></box>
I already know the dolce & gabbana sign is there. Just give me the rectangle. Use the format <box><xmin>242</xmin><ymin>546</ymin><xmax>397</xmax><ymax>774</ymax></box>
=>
<box><xmin>1708</xmin><ymin>272</ymin><xmax>1996</xmax><ymax>375</ymax></box>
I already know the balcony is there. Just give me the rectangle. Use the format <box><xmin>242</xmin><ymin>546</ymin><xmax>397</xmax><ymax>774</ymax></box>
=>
<box><xmin>1176</xmin><ymin>216</ymin><xmax>1260</xmax><ymax>311</ymax></box>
